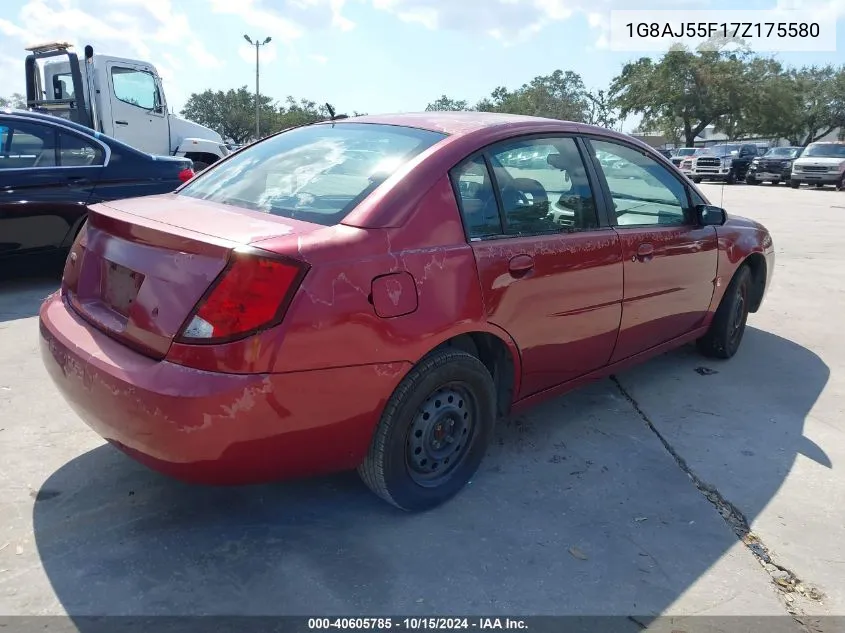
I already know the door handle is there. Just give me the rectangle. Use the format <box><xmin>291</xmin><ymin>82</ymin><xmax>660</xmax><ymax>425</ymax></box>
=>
<box><xmin>115</xmin><ymin>120</ymin><xmax>129</xmax><ymax>125</ymax></box>
<box><xmin>508</xmin><ymin>254</ymin><xmax>535</xmax><ymax>276</ymax></box>
<box><xmin>635</xmin><ymin>243</ymin><xmax>654</xmax><ymax>262</ymax></box>
<box><xmin>66</xmin><ymin>176</ymin><xmax>91</xmax><ymax>185</ymax></box>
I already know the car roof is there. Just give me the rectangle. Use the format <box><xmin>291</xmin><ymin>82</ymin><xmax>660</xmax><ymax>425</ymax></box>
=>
<box><xmin>330</xmin><ymin>111</ymin><xmax>584</xmax><ymax>136</ymax></box>
<box><xmin>0</xmin><ymin>108</ymin><xmax>99</xmax><ymax>136</ymax></box>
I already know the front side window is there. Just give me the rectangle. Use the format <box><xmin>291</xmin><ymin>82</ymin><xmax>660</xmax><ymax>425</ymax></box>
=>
<box><xmin>112</xmin><ymin>68</ymin><xmax>158</xmax><ymax>109</ymax></box>
<box><xmin>179</xmin><ymin>122</ymin><xmax>446</xmax><ymax>226</ymax></box>
<box><xmin>0</xmin><ymin>121</ymin><xmax>57</xmax><ymax>169</ymax></box>
<box><xmin>590</xmin><ymin>139</ymin><xmax>689</xmax><ymax>227</ymax></box>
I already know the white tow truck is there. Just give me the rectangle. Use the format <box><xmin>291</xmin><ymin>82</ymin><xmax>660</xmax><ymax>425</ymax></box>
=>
<box><xmin>24</xmin><ymin>42</ymin><xmax>228</xmax><ymax>170</ymax></box>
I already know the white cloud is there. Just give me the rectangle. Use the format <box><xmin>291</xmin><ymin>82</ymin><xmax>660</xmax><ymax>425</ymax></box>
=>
<box><xmin>310</xmin><ymin>54</ymin><xmax>330</xmax><ymax>65</ymax></box>
<box><xmin>366</xmin><ymin>0</ymin><xmax>714</xmax><ymax>46</ymax></box>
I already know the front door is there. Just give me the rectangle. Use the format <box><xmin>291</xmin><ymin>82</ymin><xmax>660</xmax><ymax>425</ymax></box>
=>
<box><xmin>451</xmin><ymin>135</ymin><xmax>624</xmax><ymax>399</ymax></box>
<box><xmin>586</xmin><ymin>138</ymin><xmax>719</xmax><ymax>362</ymax></box>
<box><xmin>107</xmin><ymin>63</ymin><xmax>170</xmax><ymax>156</ymax></box>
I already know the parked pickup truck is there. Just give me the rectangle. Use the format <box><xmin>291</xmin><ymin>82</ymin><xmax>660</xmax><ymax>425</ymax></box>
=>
<box><xmin>688</xmin><ymin>143</ymin><xmax>759</xmax><ymax>185</ymax></box>
<box><xmin>24</xmin><ymin>41</ymin><xmax>228</xmax><ymax>170</ymax></box>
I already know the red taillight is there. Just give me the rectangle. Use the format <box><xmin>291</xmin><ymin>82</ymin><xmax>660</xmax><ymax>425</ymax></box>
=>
<box><xmin>178</xmin><ymin>168</ymin><xmax>195</xmax><ymax>183</ymax></box>
<box><xmin>177</xmin><ymin>252</ymin><xmax>307</xmax><ymax>344</ymax></box>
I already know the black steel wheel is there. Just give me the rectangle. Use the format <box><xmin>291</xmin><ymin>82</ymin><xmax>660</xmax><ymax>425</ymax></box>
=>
<box><xmin>406</xmin><ymin>384</ymin><xmax>478</xmax><ymax>487</ymax></box>
<box><xmin>358</xmin><ymin>348</ymin><xmax>497</xmax><ymax>511</ymax></box>
<box><xmin>697</xmin><ymin>265</ymin><xmax>752</xmax><ymax>359</ymax></box>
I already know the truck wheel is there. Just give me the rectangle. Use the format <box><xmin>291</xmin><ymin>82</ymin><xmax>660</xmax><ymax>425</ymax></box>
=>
<box><xmin>745</xmin><ymin>174</ymin><xmax>758</xmax><ymax>185</ymax></box>
<box><xmin>726</xmin><ymin>170</ymin><xmax>737</xmax><ymax>185</ymax></box>
<box><xmin>696</xmin><ymin>265</ymin><xmax>752</xmax><ymax>360</ymax></box>
<box><xmin>692</xmin><ymin>176</ymin><xmax>702</xmax><ymax>184</ymax></box>
<box><xmin>790</xmin><ymin>180</ymin><xmax>800</xmax><ymax>189</ymax></box>
<box><xmin>771</xmin><ymin>180</ymin><xmax>780</xmax><ymax>186</ymax></box>
<box><xmin>358</xmin><ymin>348</ymin><xmax>497</xmax><ymax>512</ymax></box>
<box><xmin>837</xmin><ymin>175</ymin><xmax>845</xmax><ymax>191</ymax></box>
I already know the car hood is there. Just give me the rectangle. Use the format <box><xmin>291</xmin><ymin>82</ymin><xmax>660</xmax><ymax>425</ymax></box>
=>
<box><xmin>794</xmin><ymin>157</ymin><xmax>845</xmax><ymax>167</ymax></box>
<box><xmin>167</xmin><ymin>114</ymin><xmax>224</xmax><ymax>144</ymax></box>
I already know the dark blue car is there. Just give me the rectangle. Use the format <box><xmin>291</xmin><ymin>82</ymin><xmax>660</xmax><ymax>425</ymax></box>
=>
<box><xmin>1</xmin><ymin>109</ymin><xmax>194</xmax><ymax>267</ymax></box>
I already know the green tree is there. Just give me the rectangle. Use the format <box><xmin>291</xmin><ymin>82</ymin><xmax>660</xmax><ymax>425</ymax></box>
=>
<box><xmin>584</xmin><ymin>89</ymin><xmax>619</xmax><ymax>129</ymax></box>
<box><xmin>783</xmin><ymin>65</ymin><xmax>845</xmax><ymax>145</ymax></box>
<box><xmin>476</xmin><ymin>70</ymin><xmax>590</xmax><ymax>121</ymax></box>
<box><xmin>610</xmin><ymin>46</ymin><xmax>753</xmax><ymax>146</ymax></box>
<box><xmin>0</xmin><ymin>93</ymin><xmax>26</xmax><ymax>109</ymax></box>
<box><xmin>425</xmin><ymin>95</ymin><xmax>470</xmax><ymax>111</ymax></box>
<box><xmin>181</xmin><ymin>86</ymin><xmax>277</xmax><ymax>144</ymax></box>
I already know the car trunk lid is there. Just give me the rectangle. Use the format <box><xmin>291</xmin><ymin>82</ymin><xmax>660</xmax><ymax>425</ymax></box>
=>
<box><xmin>63</xmin><ymin>194</ymin><xmax>320</xmax><ymax>359</ymax></box>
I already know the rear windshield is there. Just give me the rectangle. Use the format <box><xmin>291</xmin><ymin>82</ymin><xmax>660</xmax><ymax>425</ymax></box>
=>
<box><xmin>178</xmin><ymin>122</ymin><xmax>446</xmax><ymax>225</ymax></box>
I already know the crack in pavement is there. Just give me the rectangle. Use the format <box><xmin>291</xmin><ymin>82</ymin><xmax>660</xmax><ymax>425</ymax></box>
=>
<box><xmin>610</xmin><ymin>375</ymin><xmax>826</xmax><ymax>631</ymax></box>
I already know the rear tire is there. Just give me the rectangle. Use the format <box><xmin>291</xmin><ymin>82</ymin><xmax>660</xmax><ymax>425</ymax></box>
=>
<box><xmin>696</xmin><ymin>265</ymin><xmax>752</xmax><ymax>360</ymax></box>
<box><xmin>358</xmin><ymin>348</ymin><xmax>497</xmax><ymax>512</ymax></box>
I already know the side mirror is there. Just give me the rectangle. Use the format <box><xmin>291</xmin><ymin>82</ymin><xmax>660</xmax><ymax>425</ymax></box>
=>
<box><xmin>696</xmin><ymin>204</ymin><xmax>727</xmax><ymax>226</ymax></box>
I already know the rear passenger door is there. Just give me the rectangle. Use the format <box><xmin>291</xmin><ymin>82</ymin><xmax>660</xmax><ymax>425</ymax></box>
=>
<box><xmin>585</xmin><ymin>137</ymin><xmax>719</xmax><ymax>362</ymax></box>
<box><xmin>451</xmin><ymin>135</ymin><xmax>624</xmax><ymax>399</ymax></box>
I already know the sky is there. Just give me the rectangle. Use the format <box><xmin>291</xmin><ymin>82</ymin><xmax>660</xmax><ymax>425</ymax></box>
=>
<box><xmin>1</xmin><ymin>0</ymin><xmax>844</xmax><ymax>133</ymax></box>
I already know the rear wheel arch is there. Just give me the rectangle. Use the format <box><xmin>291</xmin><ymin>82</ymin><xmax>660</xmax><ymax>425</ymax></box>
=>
<box><xmin>425</xmin><ymin>331</ymin><xmax>519</xmax><ymax>419</ymax></box>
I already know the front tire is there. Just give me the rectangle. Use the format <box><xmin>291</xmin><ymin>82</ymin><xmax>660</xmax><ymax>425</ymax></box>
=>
<box><xmin>726</xmin><ymin>170</ymin><xmax>737</xmax><ymax>185</ymax></box>
<box><xmin>358</xmin><ymin>348</ymin><xmax>497</xmax><ymax>512</ymax></box>
<box><xmin>745</xmin><ymin>174</ymin><xmax>759</xmax><ymax>185</ymax></box>
<box><xmin>692</xmin><ymin>176</ymin><xmax>702</xmax><ymax>183</ymax></box>
<box><xmin>697</xmin><ymin>266</ymin><xmax>752</xmax><ymax>359</ymax></box>
<box><xmin>790</xmin><ymin>180</ymin><xmax>800</xmax><ymax>189</ymax></box>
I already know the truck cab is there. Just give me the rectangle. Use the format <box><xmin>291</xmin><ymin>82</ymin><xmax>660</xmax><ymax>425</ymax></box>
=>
<box><xmin>24</xmin><ymin>42</ymin><xmax>228</xmax><ymax>169</ymax></box>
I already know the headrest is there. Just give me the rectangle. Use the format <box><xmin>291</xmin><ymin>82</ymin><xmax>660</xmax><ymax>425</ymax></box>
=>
<box><xmin>547</xmin><ymin>153</ymin><xmax>569</xmax><ymax>170</ymax></box>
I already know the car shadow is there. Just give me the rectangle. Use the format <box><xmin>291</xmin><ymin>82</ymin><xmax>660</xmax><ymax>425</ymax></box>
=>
<box><xmin>0</xmin><ymin>267</ymin><xmax>60</xmax><ymax>323</ymax></box>
<box><xmin>31</xmin><ymin>327</ymin><xmax>828</xmax><ymax>618</ymax></box>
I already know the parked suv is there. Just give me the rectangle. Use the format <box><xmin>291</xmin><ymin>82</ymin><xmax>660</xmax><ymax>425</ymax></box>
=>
<box><xmin>746</xmin><ymin>147</ymin><xmax>803</xmax><ymax>185</ymax></box>
<box><xmin>689</xmin><ymin>143</ymin><xmax>758</xmax><ymax>184</ymax></box>
<box><xmin>790</xmin><ymin>142</ymin><xmax>845</xmax><ymax>190</ymax></box>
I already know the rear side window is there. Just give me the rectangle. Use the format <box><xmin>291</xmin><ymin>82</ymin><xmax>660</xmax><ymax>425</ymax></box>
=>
<box><xmin>59</xmin><ymin>131</ymin><xmax>105</xmax><ymax>166</ymax></box>
<box><xmin>179</xmin><ymin>123</ymin><xmax>446</xmax><ymax>226</ymax></box>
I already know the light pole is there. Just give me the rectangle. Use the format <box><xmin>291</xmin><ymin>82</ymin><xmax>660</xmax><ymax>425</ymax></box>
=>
<box><xmin>243</xmin><ymin>34</ymin><xmax>272</xmax><ymax>140</ymax></box>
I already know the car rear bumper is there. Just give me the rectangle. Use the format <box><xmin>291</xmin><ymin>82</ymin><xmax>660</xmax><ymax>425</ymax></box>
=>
<box><xmin>39</xmin><ymin>291</ymin><xmax>408</xmax><ymax>485</ymax></box>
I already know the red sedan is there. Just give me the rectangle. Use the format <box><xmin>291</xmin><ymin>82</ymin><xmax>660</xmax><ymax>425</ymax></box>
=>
<box><xmin>39</xmin><ymin>112</ymin><xmax>774</xmax><ymax>511</ymax></box>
